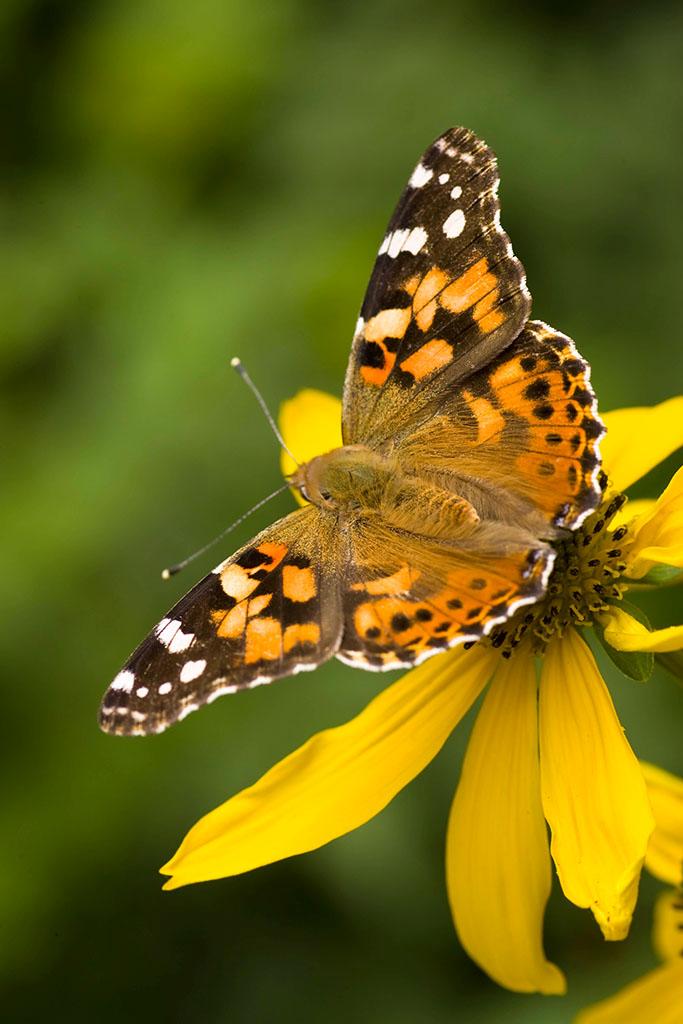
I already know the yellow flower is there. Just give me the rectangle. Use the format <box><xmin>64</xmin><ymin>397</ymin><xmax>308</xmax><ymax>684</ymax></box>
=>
<box><xmin>161</xmin><ymin>392</ymin><xmax>683</xmax><ymax>995</ymax></box>
<box><xmin>575</xmin><ymin>763</ymin><xmax>683</xmax><ymax>1024</ymax></box>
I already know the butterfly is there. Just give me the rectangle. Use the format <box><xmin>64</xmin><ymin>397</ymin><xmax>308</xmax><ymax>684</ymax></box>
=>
<box><xmin>100</xmin><ymin>126</ymin><xmax>604</xmax><ymax>736</ymax></box>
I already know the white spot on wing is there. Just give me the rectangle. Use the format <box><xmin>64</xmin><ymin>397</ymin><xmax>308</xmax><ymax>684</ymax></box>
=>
<box><xmin>158</xmin><ymin>682</ymin><xmax>173</xmax><ymax>695</ymax></box>
<box><xmin>156</xmin><ymin>618</ymin><xmax>194</xmax><ymax>653</ymax></box>
<box><xmin>180</xmin><ymin>659</ymin><xmax>207</xmax><ymax>683</ymax></box>
<box><xmin>409</xmin><ymin>162</ymin><xmax>433</xmax><ymax>188</ymax></box>
<box><xmin>171</xmin><ymin>630</ymin><xmax>194</xmax><ymax>652</ymax></box>
<box><xmin>443</xmin><ymin>209</ymin><xmax>466</xmax><ymax>238</ymax></box>
<box><xmin>136</xmin><ymin>686</ymin><xmax>149</xmax><ymax>698</ymax></box>
<box><xmin>438</xmin><ymin>173</ymin><xmax>450</xmax><ymax>184</ymax></box>
<box><xmin>111</xmin><ymin>670</ymin><xmax>134</xmax><ymax>693</ymax></box>
<box><xmin>404</xmin><ymin>226</ymin><xmax>428</xmax><ymax>254</ymax></box>
<box><xmin>387</xmin><ymin>228</ymin><xmax>410</xmax><ymax>258</ymax></box>
<box><xmin>450</xmin><ymin>185</ymin><xmax>462</xmax><ymax>199</ymax></box>
<box><xmin>381</xmin><ymin>226</ymin><xmax>428</xmax><ymax>259</ymax></box>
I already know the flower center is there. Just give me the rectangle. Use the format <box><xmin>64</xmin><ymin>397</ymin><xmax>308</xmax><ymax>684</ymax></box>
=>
<box><xmin>486</xmin><ymin>479</ymin><xmax>631</xmax><ymax>657</ymax></box>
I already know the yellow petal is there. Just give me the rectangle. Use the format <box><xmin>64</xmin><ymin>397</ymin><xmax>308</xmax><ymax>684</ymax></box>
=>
<box><xmin>610</xmin><ymin>498</ymin><xmax>656</xmax><ymax>532</ymax></box>
<box><xmin>653</xmin><ymin>888</ymin><xmax>683</xmax><ymax>963</ymax></box>
<box><xmin>601</xmin><ymin>397</ymin><xmax>683</xmax><ymax>492</ymax></box>
<box><xmin>539</xmin><ymin>629</ymin><xmax>654</xmax><ymax>940</ymax></box>
<box><xmin>626</xmin><ymin>466</ymin><xmax>683</xmax><ymax>578</ymax></box>
<box><xmin>641</xmin><ymin>761</ymin><xmax>683</xmax><ymax>886</ymax></box>
<box><xmin>161</xmin><ymin>645</ymin><xmax>495</xmax><ymax>889</ymax></box>
<box><xmin>279</xmin><ymin>389</ymin><xmax>342</xmax><ymax>500</ymax></box>
<box><xmin>574</xmin><ymin>960</ymin><xmax>683</xmax><ymax>1024</ymax></box>
<box><xmin>600</xmin><ymin>608</ymin><xmax>683</xmax><ymax>653</ymax></box>
<box><xmin>446</xmin><ymin>650</ymin><xmax>566</xmax><ymax>995</ymax></box>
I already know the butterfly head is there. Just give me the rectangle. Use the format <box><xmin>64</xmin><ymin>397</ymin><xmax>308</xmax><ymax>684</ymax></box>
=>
<box><xmin>289</xmin><ymin>445</ymin><xmax>390</xmax><ymax>512</ymax></box>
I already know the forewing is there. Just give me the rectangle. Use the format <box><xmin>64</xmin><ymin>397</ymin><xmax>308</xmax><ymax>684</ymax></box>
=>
<box><xmin>100</xmin><ymin>507</ymin><xmax>343</xmax><ymax>735</ymax></box>
<box><xmin>343</xmin><ymin>126</ymin><xmax>531</xmax><ymax>445</ymax></box>
<box><xmin>399</xmin><ymin>320</ymin><xmax>605</xmax><ymax>532</ymax></box>
<box><xmin>338</xmin><ymin>517</ymin><xmax>553</xmax><ymax>671</ymax></box>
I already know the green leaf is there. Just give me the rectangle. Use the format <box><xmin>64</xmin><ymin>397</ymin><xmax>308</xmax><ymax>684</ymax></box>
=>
<box><xmin>592</xmin><ymin>599</ymin><xmax>654</xmax><ymax>682</ymax></box>
<box><xmin>626</xmin><ymin>564</ymin><xmax>683</xmax><ymax>588</ymax></box>
<box><xmin>655</xmin><ymin>651</ymin><xmax>683</xmax><ymax>687</ymax></box>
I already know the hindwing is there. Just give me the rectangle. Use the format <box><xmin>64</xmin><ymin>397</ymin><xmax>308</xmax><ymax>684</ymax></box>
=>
<box><xmin>398</xmin><ymin>320</ymin><xmax>605</xmax><ymax>531</ymax></box>
<box><xmin>338</xmin><ymin>517</ymin><xmax>554</xmax><ymax>670</ymax></box>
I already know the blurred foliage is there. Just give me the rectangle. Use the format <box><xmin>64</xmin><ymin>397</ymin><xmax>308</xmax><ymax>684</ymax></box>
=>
<box><xmin>1</xmin><ymin>1</ymin><xmax>682</xmax><ymax>1021</ymax></box>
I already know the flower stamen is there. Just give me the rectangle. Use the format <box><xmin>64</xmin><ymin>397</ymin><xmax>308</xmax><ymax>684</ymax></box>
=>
<box><xmin>489</xmin><ymin>486</ymin><xmax>631</xmax><ymax>656</ymax></box>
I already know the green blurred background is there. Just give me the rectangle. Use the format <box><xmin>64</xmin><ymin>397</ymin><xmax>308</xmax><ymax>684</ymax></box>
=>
<box><xmin>2</xmin><ymin>1</ymin><xmax>682</xmax><ymax>1021</ymax></box>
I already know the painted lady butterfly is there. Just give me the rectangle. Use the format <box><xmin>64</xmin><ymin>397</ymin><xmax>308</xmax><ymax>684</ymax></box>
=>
<box><xmin>101</xmin><ymin>127</ymin><xmax>604</xmax><ymax>735</ymax></box>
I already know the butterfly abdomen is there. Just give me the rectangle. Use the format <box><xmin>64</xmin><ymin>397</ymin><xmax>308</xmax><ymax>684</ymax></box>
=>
<box><xmin>379</xmin><ymin>474</ymin><xmax>480</xmax><ymax>538</ymax></box>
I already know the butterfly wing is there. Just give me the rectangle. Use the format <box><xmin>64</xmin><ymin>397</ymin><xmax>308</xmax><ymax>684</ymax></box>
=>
<box><xmin>397</xmin><ymin>320</ymin><xmax>605</xmax><ymax>531</ymax></box>
<box><xmin>341</xmin><ymin>126</ymin><xmax>604</xmax><ymax>533</ymax></box>
<box><xmin>100</xmin><ymin>507</ymin><xmax>343</xmax><ymax>735</ymax></box>
<box><xmin>342</xmin><ymin>126</ymin><xmax>531</xmax><ymax>445</ymax></box>
<box><xmin>338</xmin><ymin>516</ymin><xmax>553</xmax><ymax>670</ymax></box>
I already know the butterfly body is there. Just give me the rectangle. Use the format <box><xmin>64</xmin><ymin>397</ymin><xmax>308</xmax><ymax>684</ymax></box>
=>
<box><xmin>293</xmin><ymin>445</ymin><xmax>557</xmax><ymax>548</ymax></box>
<box><xmin>101</xmin><ymin>127</ymin><xmax>605</xmax><ymax>736</ymax></box>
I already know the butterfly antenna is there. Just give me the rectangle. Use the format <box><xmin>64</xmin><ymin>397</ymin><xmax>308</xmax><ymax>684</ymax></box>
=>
<box><xmin>161</xmin><ymin>482</ymin><xmax>289</xmax><ymax>579</ymax></box>
<box><xmin>230</xmin><ymin>357</ymin><xmax>300</xmax><ymax>467</ymax></box>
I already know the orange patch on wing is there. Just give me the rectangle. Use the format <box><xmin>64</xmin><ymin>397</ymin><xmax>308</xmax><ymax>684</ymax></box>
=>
<box><xmin>354</xmin><ymin>603</ymin><xmax>382</xmax><ymax>638</ymax></box>
<box><xmin>477</xmin><ymin>308</ymin><xmax>505</xmax><ymax>334</ymax></box>
<box><xmin>361</xmin><ymin>363</ymin><xmax>391</xmax><ymax>386</ymax></box>
<box><xmin>359</xmin><ymin>305</ymin><xmax>411</xmax><ymax>387</ymax></box>
<box><xmin>413</xmin><ymin>268</ymin><xmax>449</xmax><ymax>332</ymax></box>
<box><xmin>283</xmin><ymin>622</ymin><xmax>320</xmax><ymax>652</ymax></box>
<box><xmin>245</xmin><ymin>617</ymin><xmax>282</xmax><ymax>663</ymax></box>
<box><xmin>472</xmin><ymin>289</ymin><xmax>505</xmax><ymax>334</ymax></box>
<box><xmin>282</xmin><ymin>565</ymin><xmax>317</xmax><ymax>602</ymax></box>
<box><xmin>219</xmin><ymin>542</ymin><xmax>287</xmax><ymax>600</ymax></box>
<box><xmin>489</xmin><ymin>357</ymin><xmax>521</xmax><ymax>391</ymax></box>
<box><xmin>400</xmin><ymin>338</ymin><xmax>453</xmax><ymax>380</ymax></box>
<box><xmin>360</xmin><ymin>340</ymin><xmax>396</xmax><ymax>386</ymax></box>
<box><xmin>527</xmin><ymin>427</ymin><xmax>586</xmax><ymax>460</ymax></box>
<box><xmin>472</xmin><ymin>288</ymin><xmax>497</xmax><ymax>318</ymax></box>
<box><xmin>248</xmin><ymin>593</ymin><xmax>273</xmax><ymax>617</ymax></box>
<box><xmin>257</xmin><ymin>542</ymin><xmax>288</xmax><ymax>568</ymax></box>
<box><xmin>364</xmin><ymin>307</ymin><xmax>411</xmax><ymax>343</ymax></box>
<box><xmin>353</xmin><ymin>564</ymin><xmax>416</xmax><ymax>596</ymax></box>
<box><xmin>402</xmin><ymin>275</ymin><xmax>421</xmax><ymax>297</ymax></box>
<box><xmin>461</xmin><ymin>390</ymin><xmax>506</xmax><ymax>445</ymax></box>
<box><xmin>515</xmin><ymin>453</ymin><xmax>580</xmax><ymax>507</ymax></box>
<box><xmin>214</xmin><ymin>603</ymin><xmax>247</xmax><ymax>639</ymax></box>
<box><xmin>220</xmin><ymin>564</ymin><xmax>260</xmax><ymax>602</ymax></box>
<box><xmin>440</xmin><ymin>258</ymin><xmax>498</xmax><ymax>315</ymax></box>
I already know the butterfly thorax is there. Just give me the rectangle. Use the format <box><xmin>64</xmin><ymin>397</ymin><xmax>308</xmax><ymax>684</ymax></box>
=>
<box><xmin>292</xmin><ymin>445</ymin><xmax>480</xmax><ymax>538</ymax></box>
